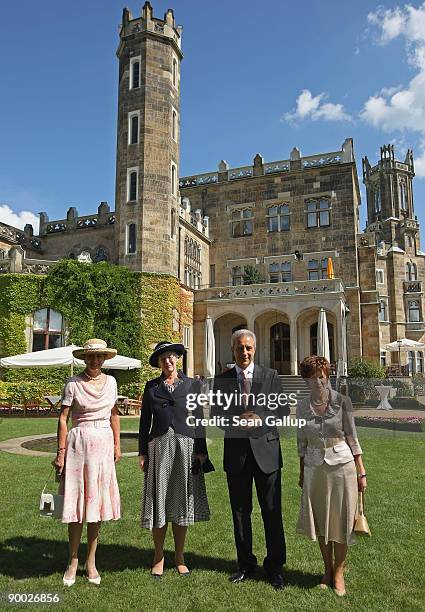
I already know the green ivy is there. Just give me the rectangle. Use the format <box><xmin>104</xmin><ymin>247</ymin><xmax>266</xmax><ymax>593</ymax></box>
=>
<box><xmin>0</xmin><ymin>261</ymin><xmax>191</xmax><ymax>401</ymax></box>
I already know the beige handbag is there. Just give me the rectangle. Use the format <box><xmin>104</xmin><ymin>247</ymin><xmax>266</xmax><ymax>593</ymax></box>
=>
<box><xmin>39</xmin><ymin>467</ymin><xmax>64</xmax><ymax>519</ymax></box>
<box><xmin>354</xmin><ymin>492</ymin><xmax>371</xmax><ymax>536</ymax></box>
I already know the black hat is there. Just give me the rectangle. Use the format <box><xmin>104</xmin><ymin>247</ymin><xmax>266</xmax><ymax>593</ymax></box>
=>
<box><xmin>149</xmin><ymin>341</ymin><xmax>185</xmax><ymax>368</ymax></box>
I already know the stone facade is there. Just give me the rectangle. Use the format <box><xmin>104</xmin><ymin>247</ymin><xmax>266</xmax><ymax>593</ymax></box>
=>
<box><xmin>1</xmin><ymin>3</ymin><xmax>424</xmax><ymax>376</ymax></box>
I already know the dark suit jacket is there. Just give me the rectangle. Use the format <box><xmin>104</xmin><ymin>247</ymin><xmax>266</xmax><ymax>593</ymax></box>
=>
<box><xmin>138</xmin><ymin>371</ymin><xmax>207</xmax><ymax>457</ymax></box>
<box><xmin>213</xmin><ymin>364</ymin><xmax>290</xmax><ymax>475</ymax></box>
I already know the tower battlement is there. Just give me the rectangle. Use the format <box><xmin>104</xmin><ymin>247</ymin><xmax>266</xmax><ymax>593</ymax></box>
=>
<box><xmin>118</xmin><ymin>3</ymin><xmax>182</xmax><ymax>53</ymax></box>
<box><xmin>362</xmin><ymin>144</ymin><xmax>414</xmax><ymax>181</ymax></box>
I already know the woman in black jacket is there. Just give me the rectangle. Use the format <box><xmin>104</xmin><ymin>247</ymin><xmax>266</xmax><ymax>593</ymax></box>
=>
<box><xmin>139</xmin><ymin>342</ymin><xmax>210</xmax><ymax>577</ymax></box>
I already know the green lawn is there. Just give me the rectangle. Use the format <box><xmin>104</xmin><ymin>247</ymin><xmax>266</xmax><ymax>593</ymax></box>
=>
<box><xmin>0</xmin><ymin>418</ymin><xmax>424</xmax><ymax>612</ymax></box>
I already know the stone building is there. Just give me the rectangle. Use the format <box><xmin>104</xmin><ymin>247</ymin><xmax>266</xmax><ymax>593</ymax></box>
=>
<box><xmin>1</xmin><ymin>2</ymin><xmax>424</xmax><ymax>377</ymax></box>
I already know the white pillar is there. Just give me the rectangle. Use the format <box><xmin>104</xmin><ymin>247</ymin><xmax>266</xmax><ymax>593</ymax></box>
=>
<box><xmin>290</xmin><ymin>317</ymin><xmax>298</xmax><ymax>375</ymax></box>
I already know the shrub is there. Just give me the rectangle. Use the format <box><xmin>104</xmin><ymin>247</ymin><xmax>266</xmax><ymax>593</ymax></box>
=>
<box><xmin>348</xmin><ymin>359</ymin><xmax>386</xmax><ymax>379</ymax></box>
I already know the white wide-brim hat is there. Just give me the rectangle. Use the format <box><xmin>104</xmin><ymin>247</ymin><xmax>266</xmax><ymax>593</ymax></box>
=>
<box><xmin>72</xmin><ymin>339</ymin><xmax>117</xmax><ymax>360</ymax></box>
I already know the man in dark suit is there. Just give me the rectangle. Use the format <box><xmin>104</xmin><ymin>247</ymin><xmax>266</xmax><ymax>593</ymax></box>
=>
<box><xmin>212</xmin><ymin>329</ymin><xmax>290</xmax><ymax>589</ymax></box>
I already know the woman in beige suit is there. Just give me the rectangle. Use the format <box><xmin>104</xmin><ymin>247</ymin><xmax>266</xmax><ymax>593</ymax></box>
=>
<box><xmin>297</xmin><ymin>356</ymin><xmax>367</xmax><ymax>597</ymax></box>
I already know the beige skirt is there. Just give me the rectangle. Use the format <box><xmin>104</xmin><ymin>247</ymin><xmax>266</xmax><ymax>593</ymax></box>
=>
<box><xmin>297</xmin><ymin>460</ymin><xmax>358</xmax><ymax>545</ymax></box>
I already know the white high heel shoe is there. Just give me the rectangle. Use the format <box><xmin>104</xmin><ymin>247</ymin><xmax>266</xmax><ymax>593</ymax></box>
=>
<box><xmin>62</xmin><ymin>567</ymin><xmax>77</xmax><ymax>587</ymax></box>
<box><xmin>85</xmin><ymin>564</ymin><xmax>101</xmax><ymax>585</ymax></box>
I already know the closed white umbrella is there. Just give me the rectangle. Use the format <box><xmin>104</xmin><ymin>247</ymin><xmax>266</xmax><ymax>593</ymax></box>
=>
<box><xmin>204</xmin><ymin>316</ymin><xmax>216</xmax><ymax>379</ymax></box>
<box><xmin>317</xmin><ymin>309</ymin><xmax>330</xmax><ymax>361</ymax></box>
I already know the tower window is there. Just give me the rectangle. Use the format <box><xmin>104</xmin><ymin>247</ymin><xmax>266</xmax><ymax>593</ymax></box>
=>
<box><xmin>172</xmin><ymin>57</ymin><xmax>177</xmax><ymax>88</ymax></box>
<box><xmin>171</xmin><ymin>108</ymin><xmax>177</xmax><ymax>141</ymax></box>
<box><xmin>267</xmin><ymin>204</ymin><xmax>290</xmax><ymax>232</ymax></box>
<box><xmin>128</xmin><ymin>112</ymin><xmax>139</xmax><ymax>145</ymax></box>
<box><xmin>399</xmin><ymin>181</ymin><xmax>408</xmax><ymax>212</ymax></box>
<box><xmin>171</xmin><ymin>208</ymin><xmax>176</xmax><ymax>238</ymax></box>
<box><xmin>171</xmin><ymin>163</ymin><xmax>177</xmax><ymax>196</ymax></box>
<box><xmin>127</xmin><ymin>223</ymin><xmax>136</xmax><ymax>254</ymax></box>
<box><xmin>130</xmin><ymin>57</ymin><xmax>141</xmax><ymax>89</ymax></box>
<box><xmin>32</xmin><ymin>308</ymin><xmax>65</xmax><ymax>351</ymax></box>
<box><xmin>210</xmin><ymin>264</ymin><xmax>216</xmax><ymax>287</ymax></box>
<box><xmin>374</xmin><ymin>188</ymin><xmax>381</xmax><ymax>213</ymax></box>
<box><xmin>127</xmin><ymin>168</ymin><xmax>138</xmax><ymax>202</ymax></box>
<box><xmin>305</xmin><ymin>199</ymin><xmax>331</xmax><ymax>228</ymax></box>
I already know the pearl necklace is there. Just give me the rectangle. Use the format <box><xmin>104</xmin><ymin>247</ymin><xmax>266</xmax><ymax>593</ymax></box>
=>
<box><xmin>84</xmin><ymin>371</ymin><xmax>103</xmax><ymax>381</ymax></box>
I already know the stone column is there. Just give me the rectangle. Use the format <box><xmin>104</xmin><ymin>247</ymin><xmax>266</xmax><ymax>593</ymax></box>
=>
<box><xmin>290</xmin><ymin>317</ymin><xmax>298</xmax><ymax>375</ymax></box>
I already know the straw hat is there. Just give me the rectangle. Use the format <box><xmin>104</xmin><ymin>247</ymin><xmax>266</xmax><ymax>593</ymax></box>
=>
<box><xmin>72</xmin><ymin>339</ymin><xmax>117</xmax><ymax>360</ymax></box>
<box><xmin>149</xmin><ymin>341</ymin><xmax>185</xmax><ymax>368</ymax></box>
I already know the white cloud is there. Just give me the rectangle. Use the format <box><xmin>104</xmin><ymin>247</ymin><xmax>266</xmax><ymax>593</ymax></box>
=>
<box><xmin>284</xmin><ymin>89</ymin><xmax>352</xmax><ymax>123</ymax></box>
<box><xmin>0</xmin><ymin>204</ymin><xmax>39</xmax><ymax>233</ymax></box>
<box><xmin>363</xmin><ymin>3</ymin><xmax>425</xmax><ymax>175</ymax></box>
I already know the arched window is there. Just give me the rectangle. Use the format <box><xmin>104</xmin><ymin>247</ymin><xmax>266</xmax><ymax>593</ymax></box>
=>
<box><xmin>171</xmin><ymin>208</ymin><xmax>176</xmax><ymax>238</ymax></box>
<box><xmin>406</xmin><ymin>262</ymin><xmax>418</xmax><ymax>281</ymax></box>
<box><xmin>399</xmin><ymin>181</ymin><xmax>408</xmax><ymax>211</ymax></box>
<box><xmin>408</xmin><ymin>300</ymin><xmax>420</xmax><ymax>322</ymax></box>
<box><xmin>374</xmin><ymin>188</ymin><xmax>381</xmax><ymax>213</ymax></box>
<box><xmin>32</xmin><ymin>308</ymin><xmax>65</xmax><ymax>351</ymax></box>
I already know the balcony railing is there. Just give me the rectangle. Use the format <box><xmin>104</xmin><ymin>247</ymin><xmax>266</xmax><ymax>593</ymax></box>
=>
<box><xmin>196</xmin><ymin>278</ymin><xmax>344</xmax><ymax>301</ymax></box>
<box><xmin>404</xmin><ymin>281</ymin><xmax>422</xmax><ymax>293</ymax></box>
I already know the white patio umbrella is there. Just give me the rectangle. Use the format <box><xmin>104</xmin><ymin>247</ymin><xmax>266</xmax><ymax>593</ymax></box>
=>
<box><xmin>204</xmin><ymin>316</ymin><xmax>216</xmax><ymax>379</ymax></box>
<box><xmin>385</xmin><ymin>338</ymin><xmax>425</xmax><ymax>368</ymax></box>
<box><xmin>317</xmin><ymin>308</ymin><xmax>330</xmax><ymax>361</ymax></box>
<box><xmin>0</xmin><ymin>344</ymin><xmax>141</xmax><ymax>374</ymax></box>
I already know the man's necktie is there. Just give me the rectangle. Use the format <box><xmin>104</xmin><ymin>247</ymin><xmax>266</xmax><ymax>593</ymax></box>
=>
<box><xmin>240</xmin><ymin>370</ymin><xmax>251</xmax><ymax>409</ymax></box>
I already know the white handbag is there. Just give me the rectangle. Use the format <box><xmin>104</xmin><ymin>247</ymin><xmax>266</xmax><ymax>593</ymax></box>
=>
<box><xmin>39</xmin><ymin>467</ymin><xmax>64</xmax><ymax>519</ymax></box>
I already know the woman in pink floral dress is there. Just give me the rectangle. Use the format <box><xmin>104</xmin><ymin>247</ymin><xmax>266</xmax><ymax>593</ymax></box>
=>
<box><xmin>54</xmin><ymin>339</ymin><xmax>121</xmax><ymax>587</ymax></box>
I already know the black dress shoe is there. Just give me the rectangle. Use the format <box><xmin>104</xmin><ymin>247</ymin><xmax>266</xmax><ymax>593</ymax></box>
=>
<box><xmin>229</xmin><ymin>567</ymin><xmax>255</xmax><ymax>583</ymax></box>
<box><xmin>268</xmin><ymin>572</ymin><xmax>285</xmax><ymax>590</ymax></box>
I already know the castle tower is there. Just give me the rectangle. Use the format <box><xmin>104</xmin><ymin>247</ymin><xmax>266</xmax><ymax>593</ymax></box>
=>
<box><xmin>362</xmin><ymin>145</ymin><xmax>425</xmax><ymax>360</ymax></box>
<box><xmin>362</xmin><ymin>144</ymin><xmax>416</xmax><ymax>248</ymax></box>
<box><xmin>115</xmin><ymin>3</ymin><xmax>182</xmax><ymax>273</ymax></box>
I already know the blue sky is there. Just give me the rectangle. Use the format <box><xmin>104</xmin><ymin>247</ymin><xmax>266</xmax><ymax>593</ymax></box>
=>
<box><xmin>1</xmin><ymin>0</ymin><xmax>425</xmax><ymax>237</ymax></box>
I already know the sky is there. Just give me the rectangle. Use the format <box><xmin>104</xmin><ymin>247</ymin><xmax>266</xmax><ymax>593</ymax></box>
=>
<box><xmin>1</xmin><ymin>0</ymin><xmax>425</xmax><ymax>237</ymax></box>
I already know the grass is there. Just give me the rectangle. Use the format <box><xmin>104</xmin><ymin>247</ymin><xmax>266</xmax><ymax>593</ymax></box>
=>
<box><xmin>0</xmin><ymin>418</ymin><xmax>424</xmax><ymax>612</ymax></box>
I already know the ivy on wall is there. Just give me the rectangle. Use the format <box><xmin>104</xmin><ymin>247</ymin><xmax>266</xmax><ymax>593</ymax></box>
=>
<box><xmin>0</xmin><ymin>261</ymin><xmax>193</xmax><ymax>401</ymax></box>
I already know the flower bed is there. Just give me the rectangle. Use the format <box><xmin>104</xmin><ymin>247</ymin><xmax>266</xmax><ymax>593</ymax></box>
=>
<box><xmin>355</xmin><ymin>415</ymin><xmax>425</xmax><ymax>432</ymax></box>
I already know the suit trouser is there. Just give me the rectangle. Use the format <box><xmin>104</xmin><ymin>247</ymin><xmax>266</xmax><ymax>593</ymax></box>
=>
<box><xmin>226</xmin><ymin>444</ymin><xmax>286</xmax><ymax>573</ymax></box>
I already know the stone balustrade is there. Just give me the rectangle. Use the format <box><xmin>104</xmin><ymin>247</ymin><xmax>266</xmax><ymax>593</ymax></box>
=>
<box><xmin>196</xmin><ymin>278</ymin><xmax>344</xmax><ymax>301</ymax></box>
<box><xmin>179</xmin><ymin>139</ymin><xmax>354</xmax><ymax>189</ymax></box>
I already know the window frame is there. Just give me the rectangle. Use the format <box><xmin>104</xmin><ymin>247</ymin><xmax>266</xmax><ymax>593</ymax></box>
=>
<box><xmin>129</xmin><ymin>56</ymin><xmax>141</xmax><ymax>90</ymax></box>
<box><xmin>308</xmin><ymin>258</ymin><xmax>328</xmax><ymax>280</ymax></box>
<box><xmin>376</xmin><ymin>269</ymin><xmax>385</xmax><ymax>285</ymax></box>
<box><xmin>171</xmin><ymin>107</ymin><xmax>178</xmax><ymax>142</ymax></box>
<box><xmin>32</xmin><ymin>307</ymin><xmax>65</xmax><ymax>351</ymax></box>
<box><xmin>171</xmin><ymin>162</ymin><xmax>177</xmax><ymax>197</ymax></box>
<box><xmin>127</xmin><ymin>167</ymin><xmax>139</xmax><ymax>202</ymax></box>
<box><xmin>378</xmin><ymin>298</ymin><xmax>388</xmax><ymax>322</ymax></box>
<box><xmin>305</xmin><ymin>198</ymin><xmax>331</xmax><ymax>229</ymax></box>
<box><xmin>128</xmin><ymin>111</ymin><xmax>140</xmax><ymax>145</ymax></box>
<box><xmin>266</xmin><ymin>204</ymin><xmax>290</xmax><ymax>233</ymax></box>
<box><xmin>231</xmin><ymin>208</ymin><xmax>253</xmax><ymax>238</ymax></box>
<box><xmin>126</xmin><ymin>223</ymin><xmax>137</xmax><ymax>255</ymax></box>
<box><xmin>408</xmin><ymin>299</ymin><xmax>421</xmax><ymax>322</ymax></box>
<box><xmin>269</xmin><ymin>261</ymin><xmax>292</xmax><ymax>283</ymax></box>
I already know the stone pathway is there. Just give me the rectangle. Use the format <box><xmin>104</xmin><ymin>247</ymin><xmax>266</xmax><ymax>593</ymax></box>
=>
<box><xmin>0</xmin><ymin>431</ymin><xmax>139</xmax><ymax>458</ymax></box>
